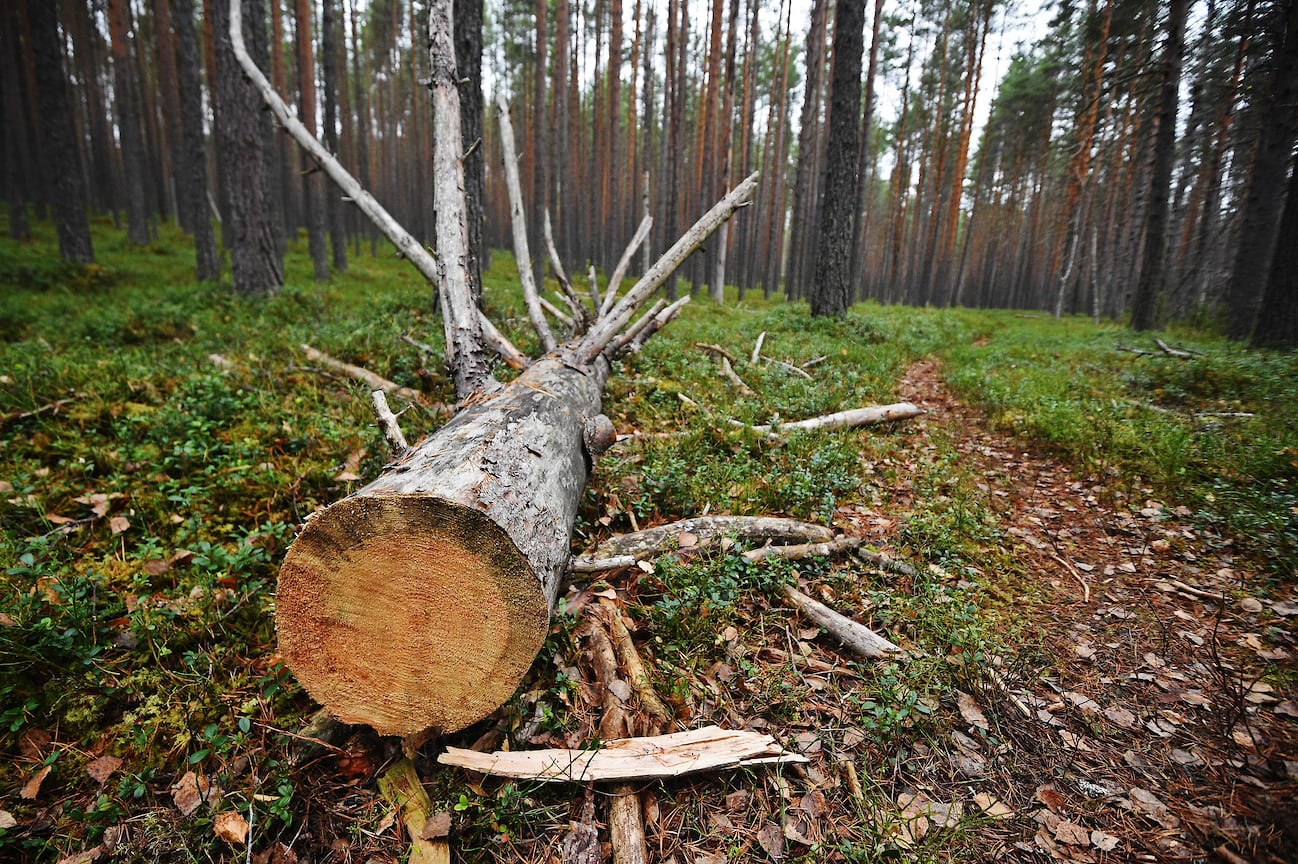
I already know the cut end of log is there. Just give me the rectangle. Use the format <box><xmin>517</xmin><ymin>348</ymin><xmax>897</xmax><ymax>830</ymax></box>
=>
<box><xmin>277</xmin><ymin>494</ymin><xmax>549</xmax><ymax>737</ymax></box>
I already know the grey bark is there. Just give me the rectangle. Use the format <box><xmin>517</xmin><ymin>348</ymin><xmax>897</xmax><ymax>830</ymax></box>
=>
<box><xmin>173</xmin><ymin>0</ymin><xmax>220</xmax><ymax>281</ymax></box>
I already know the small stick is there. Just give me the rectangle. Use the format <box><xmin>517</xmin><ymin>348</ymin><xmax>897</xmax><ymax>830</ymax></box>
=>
<box><xmin>718</xmin><ymin>356</ymin><xmax>755</xmax><ymax>395</ymax></box>
<box><xmin>800</xmin><ymin>354</ymin><xmax>829</xmax><ymax>369</ymax></box>
<box><xmin>599</xmin><ymin>598</ymin><xmax>675</xmax><ymax>729</ymax></box>
<box><xmin>370</xmin><ymin>390</ymin><xmax>411</xmax><ymax>457</ymax></box>
<box><xmin>400</xmin><ymin>332</ymin><xmax>439</xmax><ymax>357</ymax></box>
<box><xmin>750</xmin><ymin>331</ymin><xmax>766</xmax><ymax>364</ymax></box>
<box><xmin>694</xmin><ymin>342</ymin><xmax>740</xmax><ymax>364</ymax></box>
<box><xmin>764</xmin><ymin>357</ymin><xmax>814</xmax><ymax>380</ymax></box>
<box><xmin>477</xmin><ymin>314</ymin><xmax>530</xmax><ymax>371</ymax></box>
<box><xmin>539</xmin><ymin>295</ymin><xmax>576</xmax><ymax>331</ymax></box>
<box><xmin>1049</xmin><ymin>553</ymin><xmax>1091</xmax><ymax>604</ymax></box>
<box><xmin>1152</xmin><ymin>337</ymin><xmax>1198</xmax><ymax>358</ymax></box>
<box><xmin>542</xmin><ymin>208</ymin><xmax>575</xmax><ymax>297</ymax></box>
<box><xmin>744</xmin><ymin>536</ymin><xmax>864</xmax><ymax>563</ymax></box>
<box><xmin>780</xmin><ymin>583</ymin><xmax>902</xmax><ymax>659</ymax></box>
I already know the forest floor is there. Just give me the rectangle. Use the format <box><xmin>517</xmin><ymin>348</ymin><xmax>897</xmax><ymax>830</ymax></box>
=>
<box><xmin>1</xmin><ymin>218</ymin><xmax>1296</xmax><ymax>863</ymax></box>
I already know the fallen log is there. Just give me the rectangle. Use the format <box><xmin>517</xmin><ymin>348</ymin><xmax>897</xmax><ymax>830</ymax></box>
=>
<box><xmin>233</xmin><ymin>0</ymin><xmax>758</xmax><ymax>738</ymax></box>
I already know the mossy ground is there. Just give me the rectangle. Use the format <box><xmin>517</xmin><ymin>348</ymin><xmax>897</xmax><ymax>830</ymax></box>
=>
<box><xmin>1</xmin><ymin>213</ymin><xmax>1295</xmax><ymax>861</ymax></box>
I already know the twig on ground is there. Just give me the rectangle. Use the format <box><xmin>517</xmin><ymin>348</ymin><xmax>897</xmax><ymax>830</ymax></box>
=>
<box><xmin>780</xmin><ymin>583</ymin><xmax>902</xmax><ymax>659</ymax></box>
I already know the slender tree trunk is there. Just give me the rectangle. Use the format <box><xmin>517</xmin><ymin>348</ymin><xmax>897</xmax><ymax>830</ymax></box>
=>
<box><xmin>271</xmin><ymin>0</ymin><xmax>297</xmax><ymax>243</ymax></box>
<box><xmin>30</xmin><ymin>0</ymin><xmax>94</xmax><ymax>262</ymax></box>
<box><xmin>66</xmin><ymin>0</ymin><xmax>116</xmax><ymax>214</ymax></box>
<box><xmin>348</xmin><ymin>0</ymin><xmax>374</xmax><ymax>256</ymax></box>
<box><xmin>551</xmin><ymin>0</ymin><xmax>569</xmax><ymax>268</ymax></box>
<box><xmin>173</xmin><ymin>0</ymin><xmax>219</xmax><ymax>281</ymax></box>
<box><xmin>1129</xmin><ymin>0</ymin><xmax>1188</xmax><ymax>331</ymax></box>
<box><xmin>108</xmin><ymin>0</ymin><xmax>150</xmax><ymax>245</ymax></box>
<box><xmin>455</xmin><ymin>0</ymin><xmax>487</xmax><ymax>296</ymax></box>
<box><xmin>850</xmin><ymin>0</ymin><xmax>885</xmax><ymax>301</ymax></box>
<box><xmin>788</xmin><ymin>0</ymin><xmax>829</xmax><ymax>302</ymax></box>
<box><xmin>810</xmin><ymin>0</ymin><xmax>866</xmax><ymax>317</ymax></box>
<box><xmin>322</xmin><ymin>0</ymin><xmax>347</xmax><ymax>272</ymax></box>
<box><xmin>531</xmin><ymin>0</ymin><xmax>548</xmax><ymax>286</ymax></box>
<box><xmin>294</xmin><ymin>0</ymin><xmax>329</xmax><ymax>280</ymax></box>
<box><xmin>154</xmin><ymin>0</ymin><xmax>187</xmax><ymax>229</ymax></box>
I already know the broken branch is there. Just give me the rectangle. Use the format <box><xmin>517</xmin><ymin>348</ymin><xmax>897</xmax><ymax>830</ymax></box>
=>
<box><xmin>781</xmin><ymin>584</ymin><xmax>902</xmax><ymax>659</ymax></box>
<box><xmin>370</xmin><ymin>390</ymin><xmax>410</xmax><ymax>457</ymax></box>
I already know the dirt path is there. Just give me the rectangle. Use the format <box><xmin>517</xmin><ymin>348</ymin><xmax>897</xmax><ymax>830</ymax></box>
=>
<box><xmin>885</xmin><ymin>359</ymin><xmax>1298</xmax><ymax>862</ymax></box>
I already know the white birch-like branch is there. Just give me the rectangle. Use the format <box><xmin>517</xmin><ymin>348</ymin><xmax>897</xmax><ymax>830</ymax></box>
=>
<box><xmin>495</xmin><ymin>94</ymin><xmax>556</xmax><ymax>352</ymax></box>
<box><xmin>580</xmin><ymin>172</ymin><xmax>759</xmax><ymax>361</ymax></box>
<box><xmin>601</xmin><ymin>215</ymin><xmax>654</xmax><ymax>316</ymax></box>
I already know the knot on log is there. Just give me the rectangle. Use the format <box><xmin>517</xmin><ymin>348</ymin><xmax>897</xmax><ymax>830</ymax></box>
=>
<box><xmin>582</xmin><ymin>414</ymin><xmax>617</xmax><ymax>463</ymax></box>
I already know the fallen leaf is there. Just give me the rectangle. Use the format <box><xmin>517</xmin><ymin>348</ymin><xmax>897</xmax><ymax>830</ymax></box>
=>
<box><xmin>171</xmin><ymin>771</ymin><xmax>220</xmax><ymax>816</ymax></box>
<box><xmin>1271</xmin><ymin>600</ymin><xmax>1298</xmax><ymax>616</ymax></box>
<box><xmin>1171</xmin><ymin>749</ymin><xmax>1204</xmax><ymax>767</ymax></box>
<box><xmin>0</xmin><ymin>811</ymin><xmax>16</xmax><ymax>829</ymax></box>
<box><xmin>19</xmin><ymin>728</ymin><xmax>51</xmax><ymax>758</ymax></box>
<box><xmin>1103</xmin><ymin>706</ymin><xmax>1138</xmax><ymax>730</ymax></box>
<box><xmin>0</xmin><ymin>480</ymin><xmax>11</xmax><ymax>492</ymax></box>
<box><xmin>86</xmin><ymin>755</ymin><xmax>122</xmax><ymax>785</ymax></box>
<box><xmin>1058</xmin><ymin>730</ymin><xmax>1092</xmax><ymax>751</ymax></box>
<box><xmin>756</xmin><ymin>822</ymin><xmax>784</xmax><ymax>861</ymax></box>
<box><xmin>1274</xmin><ymin>701</ymin><xmax>1298</xmax><ymax>718</ymax></box>
<box><xmin>973</xmin><ymin>793</ymin><xmax>1014</xmax><ymax>820</ymax></box>
<box><xmin>214</xmin><ymin>811</ymin><xmax>249</xmax><ymax>845</ymax></box>
<box><xmin>798</xmin><ymin>791</ymin><xmax>827</xmax><ymax>818</ymax></box>
<box><xmin>333</xmin><ymin>449</ymin><xmax>365</xmax><ymax>482</ymax></box>
<box><xmin>678</xmin><ymin>531</ymin><xmax>698</xmax><ymax>548</ymax></box>
<box><xmin>20</xmin><ymin>765</ymin><xmax>51</xmax><ymax>800</ymax></box>
<box><xmin>1054</xmin><ymin>820</ymin><xmax>1089</xmax><ymax>846</ymax></box>
<box><xmin>55</xmin><ymin>850</ymin><xmax>100</xmax><ymax>864</ymax></box>
<box><xmin>419</xmin><ymin>811</ymin><xmax>452</xmax><ymax>840</ymax></box>
<box><xmin>956</xmin><ymin>691</ymin><xmax>989</xmax><ymax>730</ymax></box>
<box><xmin>1239</xmin><ymin>597</ymin><xmax>1264</xmax><ymax>613</ymax></box>
<box><xmin>1035</xmin><ymin>785</ymin><xmax>1067</xmax><ymax>814</ymax></box>
<box><xmin>1074</xmin><ymin>642</ymin><xmax>1096</xmax><ymax>661</ymax></box>
<box><xmin>1091</xmin><ymin>829</ymin><xmax>1120</xmax><ymax>852</ymax></box>
<box><xmin>109</xmin><ymin>515</ymin><xmax>130</xmax><ymax>535</ymax></box>
<box><xmin>1130</xmin><ymin>788</ymin><xmax>1179</xmax><ymax>829</ymax></box>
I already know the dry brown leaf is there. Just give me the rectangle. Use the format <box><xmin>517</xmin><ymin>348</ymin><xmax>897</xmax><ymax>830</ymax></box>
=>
<box><xmin>1074</xmin><ymin>642</ymin><xmax>1096</xmax><ymax>661</ymax></box>
<box><xmin>0</xmin><ymin>811</ymin><xmax>16</xmax><ymax>830</ymax></box>
<box><xmin>956</xmin><ymin>691</ymin><xmax>989</xmax><ymax>730</ymax></box>
<box><xmin>333</xmin><ymin>449</ymin><xmax>365</xmax><ymax>482</ymax></box>
<box><xmin>109</xmin><ymin>515</ymin><xmax>130</xmax><ymax>535</ymax></box>
<box><xmin>86</xmin><ymin>755</ymin><xmax>122</xmax><ymax>785</ymax></box>
<box><xmin>1274</xmin><ymin>700</ymin><xmax>1298</xmax><ymax>718</ymax></box>
<box><xmin>678</xmin><ymin>531</ymin><xmax>698</xmax><ymax>548</ymax></box>
<box><xmin>171</xmin><ymin>771</ymin><xmax>220</xmax><ymax>816</ymax></box>
<box><xmin>1130</xmin><ymin>788</ymin><xmax>1179</xmax><ymax>829</ymax></box>
<box><xmin>1239</xmin><ymin>597</ymin><xmax>1264</xmax><ymax>613</ymax></box>
<box><xmin>54</xmin><ymin>850</ymin><xmax>100</xmax><ymax>864</ymax></box>
<box><xmin>973</xmin><ymin>793</ymin><xmax>1014</xmax><ymax>820</ymax></box>
<box><xmin>1090</xmin><ymin>829</ymin><xmax>1120</xmax><ymax>852</ymax></box>
<box><xmin>214</xmin><ymin>811</ymin><xmax>250</xmax><ymax>846</ymax></box>
<box><xmin>1035</xmin><ymin>785</ymin><xmax>1067</xmax><ymax>814</ymax></box>
<box><xmin>20</xmin><ymin>765</ymin><xmax>51</xmax><ymax>800</ymax></box>
<box><xmin>1054</xmin><ymin>820</ymin><xmax>1090</xmax><ymax>845</ymax></box>
<box><xmin>756</xmin><ymin>822</ymin><xmax>784</xmax><ymax>861</ymax></box>
<box><xmin>19</xmin><ymin>728</ymin><xmax>51</xmax><ymax>758</ymax></box>
<box><xmin>1103</xmin><ymin>706</ymin><xmax>1138</xmax><ymax>730</ymax></box>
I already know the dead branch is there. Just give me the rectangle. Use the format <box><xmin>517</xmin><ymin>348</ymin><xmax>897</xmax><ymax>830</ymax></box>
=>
<box><xmin>751</xmin><ymin>403</ymin><xmax>924</xmax><ymax>434</ymax></box>
<box><xmin>539</xmin><ymin>295</ymin><xmax>576</xmax><ymax>331</ymax></box>
<box><xmin>586</xmin><ymin>516</ymin><xmax>834</xmax><ymax>562</ymax></box>
<box><xmin>764</xmin><ymin>357</ymin><xmax>814</xmax><ymax>380</ymax></box>
<box><xmin>613</xmin><ymin>296</ymin><xmax>691</xmax><ymax>357</ymax></box>
<box><xmin>751</xmin><ymin>331</ymin><xmax>766</xmax><ymax>364</ymax></box>
<box><xmin>780</xmin><ymin>584</ymin><xmax>901</xmax><ymax>659</ymax></box>
<box><xmin>495</xmin><ymin>94</ymin><xmax>556</xmax><ymax>352</ymax></box>
<box><xmin>0</xmin><ymin>397</ymin><xmax>79</xmax><ymax>427</ymax></box>
<box><xmin>1152</xmin><ymin>337</ymin><xmax>1200</xmax><ymax>358</ymax></box>
<box><xmin>370</xmin><ymin>390</ymin><xmax>411</xmax><ymax>457</ymax></box>
<box><xmin>569</xmin><ymin>554</ymin><xmax>637</xmax><ymax>573</ymax></box>
<box><xmin>604</xmin><ymin>216</ymin><xmax>654</xmax><ymax>311</ymax></box>
<box><xmin>400</xmin><ymin>333</ymin><xmax>439</xmax><ymax>358</ymax></box>
<box><xmin>743</xmin><ymin>535</ymin><xmax>864</xmax><ymax>563</ymax></box>
<box><xmin>542</xmin><ymin>208</ymin><xmax>574</xmax><ymax>298</ymax></box>
<box><xmin>598</xmin><ymin>599</ymin><xmax>674</xmax><ymax>730</ymax></box>
<box><xmin>438</xmin><ymin>725</ymin><xmax>805</xmax><ymax>782</ymax></box>
<box><xmin>302</xmin><ymin>344</ymin><xmax>451</xmax><ymax>417</ymax></box>
<box><xmin>719</xmin><ymin>356</ymin><xmax>755</xmax><ymax>395</ymax></box>
<box><xmin>579</xmin><ymin>172</ymin><xmax>760</xmax><ymax>361</ymax></box>
<box><xmin>694</xmin><ymin>342</ymin><xmax>740</xmax><ymax>364</ymax></box>
<box><xmin>230</xmin><ymin>0</ymin><xmax>521</xmax><ymax>394</ymax></box>
<box><xmin>476</xmin><ymin>314</ymin><xmax>530</xmax><ymax>370</ymax></box>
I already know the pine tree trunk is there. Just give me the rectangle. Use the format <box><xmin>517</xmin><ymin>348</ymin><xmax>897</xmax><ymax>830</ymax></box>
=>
<box><xmin>788</xmin><ymin>0</ymin><xmax>828</xmax><ymax>302</ymax></box>
<box><xmin>29</xmin><ymin>0</ymin><xmax>94</xmax><ymax>262</ymax></box>
<box><xmin>1129</xmin><ymin>0</ymin><xmax>1188</xmax><ymax>331</ymax></box>
<box><xmin>1250</xmin><ymin>152</ymin><xmax>1298</xmax><ymax>348</ymax></box>
<box><xmin>1226</xmin><ymin>0</ymin><xmax>1298</xmax><ymax>340</ymax></box>
<box><xmin>810</xmin><ymin>0</ymin><xmax>866</xmax><ymax>317</ymax></box>
<box><xmin>213</xmin><ymin>0</ymin><xmax>282</xmax><ymax>294</ymax></box>
<box><xmin>294</xmin><ymin>0</ymin><xmax>329</xmax><ymax>281</ymax></box>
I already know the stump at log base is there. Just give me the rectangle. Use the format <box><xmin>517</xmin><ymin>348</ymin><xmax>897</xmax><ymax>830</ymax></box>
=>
<box><xmin>232</xmin><ymin>0</ymin><xmax>762</xmax><ymax>739</ymax></box>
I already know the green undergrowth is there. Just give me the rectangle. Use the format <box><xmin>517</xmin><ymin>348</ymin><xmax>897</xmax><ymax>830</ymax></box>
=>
<box><xmin>1</xmin><ymin>209</ymin><xmax>1294</xmax><ymax>860</ymax></box>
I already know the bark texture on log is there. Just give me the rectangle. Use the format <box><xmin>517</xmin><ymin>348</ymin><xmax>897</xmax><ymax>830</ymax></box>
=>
<box><xmin>278</xmin><ymin>353</ymin><xmax>610</xmax><ymax>736</ymax></box>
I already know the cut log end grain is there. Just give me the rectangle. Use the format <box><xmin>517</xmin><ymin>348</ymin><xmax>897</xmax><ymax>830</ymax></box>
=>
<box><xmin>277</xmin><ymin>495</ymin><xmax>549</xmax><ymax>737</ymax></box>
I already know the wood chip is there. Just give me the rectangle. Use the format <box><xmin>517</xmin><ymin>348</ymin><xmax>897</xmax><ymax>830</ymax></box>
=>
<box><xmin>439</xmin><ymin>726</ymin><xmax>806</xmax><ymax>782</ymax></box>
